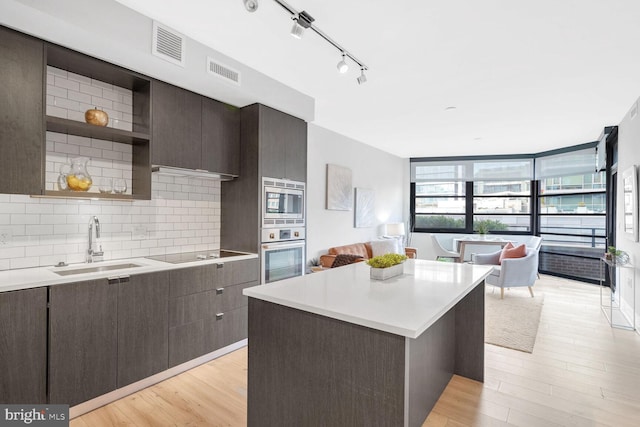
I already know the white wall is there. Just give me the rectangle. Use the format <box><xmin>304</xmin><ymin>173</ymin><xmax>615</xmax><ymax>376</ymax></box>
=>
<box><xmin>306</xmin><ymin>124</ymin><xmax>407</xmax><ymax>262</ymax></box>
<box><xmin>615</xmin><ymin>96</ymin><xmax>640</xmax><ymax>331</ymax></box>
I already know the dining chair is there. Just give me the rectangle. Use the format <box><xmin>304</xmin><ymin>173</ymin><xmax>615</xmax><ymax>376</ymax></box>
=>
<box><xmin>430</xmin><ymin>234</ymin><xmax>461</xmax><ymax>262</ymax></box>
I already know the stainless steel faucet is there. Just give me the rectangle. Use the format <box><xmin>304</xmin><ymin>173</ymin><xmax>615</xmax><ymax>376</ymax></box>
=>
<box><xmin>87</xmin><ymin>216</ymin><xmax>104</xmax><ymax>263</ymax></box>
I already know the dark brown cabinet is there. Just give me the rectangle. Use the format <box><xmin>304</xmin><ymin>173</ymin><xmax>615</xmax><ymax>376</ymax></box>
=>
<box><xmin>168</xmin><ymin>259</ymin><xmax>258</xmax><ymax>367</ymax></box>
<box><xmin>0</xmin><ymin>26</ymin><xmax>44</xmax><ymax>195</ymax></box>
<box><xmin>0</xmin><ymin>288</ymin><xmax>47</xmax><ymax>404</ymax></box>
<box><xmin>151</xmin><ymin>81</ymin><xmax>240</xmax><ymax>176</ymax></box>
<box><xmin>258</xmin><ymin>104</ymin><xmax>307</xmax><ymax>182</ymax></box>
<box><xmin>49</xmin><ymin>279</ymin><xmax>118</xmax><ymax>406</ymax></box>
<box><xmin>221</xmin><ymin>103</ymin><xmax>307</xmax><ymax>253</ymax></box>
<box><xmin>48</xmin><ymin>271</ymin><xmax>169</xmax><ymax>405</ymax></box>
<box><xmin>202</xmin><ymin>98</ymin><xmax>240</xmax><ymax>176</ymax></box>
<box><xmin>117</xmin><ymin>272</ymin><xmax>169</xmax><ymax>388</ymax></box>
<box><xmin>151</xmin><ymin>80</ymin><xmax>202</xmax><ymax>169</ymax></box>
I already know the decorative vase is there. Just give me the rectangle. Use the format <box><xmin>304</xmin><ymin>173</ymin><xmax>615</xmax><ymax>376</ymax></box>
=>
<box><xmin>85</xmin><ymin>107</ymin><xmax>109</xmax><ymax>127</ymax></box>
<box><xmin>370</xmin><ymin>263</ymin><xmax>404</xmax><ymax>280</ymax></box>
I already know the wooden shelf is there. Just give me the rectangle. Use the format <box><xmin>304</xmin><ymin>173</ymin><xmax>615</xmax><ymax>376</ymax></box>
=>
<box><xmin>33</xmin><ymin>191</ymin><xmax>134</xmax><ymax>201</ymax></box>
<box><xmin>46</xmin><ymin>116</ymin><xmax>149</xmax><ymax>145</ymax></box>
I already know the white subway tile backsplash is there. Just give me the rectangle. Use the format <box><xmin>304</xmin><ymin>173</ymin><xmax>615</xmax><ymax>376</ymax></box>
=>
<box><xmin>10</xmin><ymin>257</ymin><xmax>40</xmax><ymax>270</ymax></box>
<box><xmin>47</xmin><ymin>105</ymin><xmax>68</xmax><ymax>118</ymax></box>
<box><xmin>0</xmin><ymin>175</ymin><xmax>222</xmax><ymax>270</ymax></box>
<box><xmin>48</xmin><ymin>85</ymin><xmax>68</xmax><ymax>98</ymax></box>
<box><xmin>25</xmin><ymin>225</ymin><xmax>54</xmax><ymax>236</ymax></box>
<box><xmin>67</xmin><ymin>71</ymin><xmax>92</xmax><ymax>85</ymax></box>
<box><xmin>54</xmin><ymin>76</ymin><xmax>80</xmax><ymax>92</ymax></box>
<box><xmin>68</xmin><ymin>90</ymin><xmax>92</xmax><ymax>104</ymax></box>
<box><xmin>79</xmin><ymin>83</ymin><xmax>102</xmax><ymax>98</ymax></box>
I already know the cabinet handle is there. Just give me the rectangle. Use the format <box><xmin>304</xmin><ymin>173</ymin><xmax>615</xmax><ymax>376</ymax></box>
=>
<box><xmin>216</xmin><ymin>288</ymin><xmax>225</xmax><ymax>295</ymax></box>
<box><xmin>216</xmin><ymin>313</ymin><xmax>224</xmax><ymax>320</ymax></box>
<box><xmin>216</xmin><ymin>263</ymin><xmax>224</xmax><ymax>269</ymax></box>
<box><xmin>107</xmin><ymin>277</ymin><xmax>119</xmax><ymax>285</ymax></box>
<box><xmin>118</xmin><ymin>275</ymin><xmax>130</xmax><ymax>283</ymax></box>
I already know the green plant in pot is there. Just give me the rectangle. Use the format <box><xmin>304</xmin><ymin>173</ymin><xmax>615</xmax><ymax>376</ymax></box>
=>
<box><xmin>367</xmin><ymin>253</ymin><xmax>408</xmax><ymax>280</ymax></box>
<box><xmin>606</xmin><ymin>246</ymin><xmax>630</xmax><ymax>264</ymax></box>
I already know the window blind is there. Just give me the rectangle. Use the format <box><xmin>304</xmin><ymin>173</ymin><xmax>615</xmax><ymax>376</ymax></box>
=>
<box><xmin>535</xmin><ymin>147</ymin><xmax>596</xmax><ymax>179</ymax></box>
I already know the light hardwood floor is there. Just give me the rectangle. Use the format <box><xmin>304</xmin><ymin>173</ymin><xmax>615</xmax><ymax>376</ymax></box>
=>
<box><xmin>71</xmin><ymin>275</ymin><xmax>640</xmax><ymax>426</ymax></box>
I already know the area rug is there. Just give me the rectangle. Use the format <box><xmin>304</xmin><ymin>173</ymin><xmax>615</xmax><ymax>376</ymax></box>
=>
<box><xmin>485</xmin><ymin>290</ymin><xmax>544</xmax><ymax>353</ymax></box>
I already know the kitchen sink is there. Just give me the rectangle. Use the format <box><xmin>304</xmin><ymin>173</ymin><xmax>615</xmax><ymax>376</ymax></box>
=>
<box><xmin>53</xmin><ymin>263</ymin><xmax>144</xmax><ymax>276</ymax></box>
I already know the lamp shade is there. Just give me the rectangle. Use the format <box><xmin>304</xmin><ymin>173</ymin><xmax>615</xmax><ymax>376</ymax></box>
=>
<box><xmin>385</xmin><ymin>223</ymin><xmax>405</xmax><ymax>236</ymax></box>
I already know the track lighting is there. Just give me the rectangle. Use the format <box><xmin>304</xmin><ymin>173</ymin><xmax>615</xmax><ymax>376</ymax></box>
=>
<box><xmin>290</xmin><ymin>11</ymin><xmax>314</xmax><ymax>39</ymax></box>
<box><xmin>272</xmin><ymin>0</ymin><xmax>369</xmax><ymax>84</ymax></box>
<box><xmin>243</xmin><ymin>0</ymin><xmax>259</xmax><ymax>12</ymax></box>
<box><xmin>357</xmin><ymin>68</ymin><xmax>367</xmax><ymax>85</ymax></box>
<box><xmin>337</xmin><ymin>53</ymin><xmax>348</xmax><ymax>74</ymax></box>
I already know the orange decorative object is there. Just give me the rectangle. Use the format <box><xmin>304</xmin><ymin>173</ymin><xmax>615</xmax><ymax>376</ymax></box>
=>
<box><xmin>84</xmin><ymin>108</ymin><xmax>109</xmax><ymax>126</ymax></box>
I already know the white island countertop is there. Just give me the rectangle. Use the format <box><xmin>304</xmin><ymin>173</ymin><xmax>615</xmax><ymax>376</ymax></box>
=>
<box><xmin>244</xmin><ymin>260</ymin><xmax>493</xmax><ymax>339</ymax></box>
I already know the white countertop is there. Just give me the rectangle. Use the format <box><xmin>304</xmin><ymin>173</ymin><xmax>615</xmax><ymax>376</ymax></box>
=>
<box><xmin>243</xmin><ymin>260</ymin><xmax>493</xmax><ymax>339</ymax></box>
<box><xmin>0</xmin><ymin>253</ymin><xmax>258</xmax><ymax>293</ymax></box>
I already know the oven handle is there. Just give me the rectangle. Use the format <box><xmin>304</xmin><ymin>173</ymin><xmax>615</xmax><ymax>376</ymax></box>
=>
<box><xmin>261</xmin><ymin>240</ymin><xmax>306</xmax><ymax>250</ymax></box>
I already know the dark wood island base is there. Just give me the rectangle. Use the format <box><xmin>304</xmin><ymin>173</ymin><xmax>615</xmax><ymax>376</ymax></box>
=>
<box><xmin>247</xmin><ymin>281</ymin><xmax>485</xmax><ymax>427</ymax></box>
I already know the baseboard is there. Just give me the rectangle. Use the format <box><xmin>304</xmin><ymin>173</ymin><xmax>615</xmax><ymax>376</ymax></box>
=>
<box><xmin>69</xmin><ymin>339</ymin><xmax>248</xmax><ymax>419</ymax></box>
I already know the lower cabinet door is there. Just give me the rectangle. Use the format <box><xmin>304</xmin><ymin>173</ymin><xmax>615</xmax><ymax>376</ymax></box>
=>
<box><xmin>168</xmin><ymin>320</ymin><xmax>206</xmax><ymax>367</ymax></box>
<box><xmin>0</xmin><ymin>287</ymin><xmax>47</xmax><ymax>404</ymax></box>
<box><xmin>208</xmin><ymin>305</ymin><xmax>248</xmax><ymax>352</ymax></box>
<box><xmin>49</xmin><ymin>280</ymin><xmax>118</xmax><ymax>406</ymax></box>
<box><xmin>117</xmin><ymin>272</ymin><xmax>169</xmax><ymax>388</ymax></box>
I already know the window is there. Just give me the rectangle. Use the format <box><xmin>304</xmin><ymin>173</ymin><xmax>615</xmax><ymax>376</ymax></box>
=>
<box><xmin>411</xmin><ymin>157</ymin><xmax>534</xmax><ymax>234</ymax></box>
<box><xmin>413</xmin><ymin>181</ymin><xmax>466</xmax><ymax>230</ymax></box>
<box><xmin>538</xmin><ymin>172</ymin><xmax>606</xmax><ymax>248</ymax></box>
<box><xmin>473</xmin><ymin>180</ymin><xmax>532</xmax><ymax>232</ymax></box>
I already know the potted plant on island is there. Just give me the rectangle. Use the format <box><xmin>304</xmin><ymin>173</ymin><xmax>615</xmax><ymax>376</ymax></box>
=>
<box><xmin>367</xmin><ymin>253</ymin><xmax>408</xmax><ymax>280</ymax></box>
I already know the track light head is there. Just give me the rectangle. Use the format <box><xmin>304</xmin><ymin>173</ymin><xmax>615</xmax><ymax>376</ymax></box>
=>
<box><xmin>337</xmin><ymin>53</ymin><xmax>348</xmax><ymax>74</ymax></box>
<box><xmin>357</xmin><ymin>68</ymin><xmax>367</xmax><ymax>85</ymax></box>
<box><xmin>290</xmin><ymin>11</ymin><xmax>315</xmax><ymax>39</ymax></box>
<box><xmin>243</xmin><ymin>0</ymin><xmax>258</xmax><ymax>12</ymax></box>
<box><xmin>290</xmin><ymin>21</ymin><xmax>305</xmax><ymax>39</ymax></box>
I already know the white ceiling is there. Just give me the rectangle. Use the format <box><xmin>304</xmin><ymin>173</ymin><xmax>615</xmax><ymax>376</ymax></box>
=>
<box><xmin>115</xmin><ymin>0</ymin><xmax>640</xmax><ymax>158</ymax></box>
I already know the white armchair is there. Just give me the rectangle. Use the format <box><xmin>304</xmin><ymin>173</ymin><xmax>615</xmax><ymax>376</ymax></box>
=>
<box><xmin>473</xmin><ymin>241</ymin><xmax>540</xmax><ymax>299</ymax></box>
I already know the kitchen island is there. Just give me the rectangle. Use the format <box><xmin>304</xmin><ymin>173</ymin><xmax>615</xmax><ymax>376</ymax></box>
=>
<box><xmin>243</xmin><ymin>259</ymin><xmax>493</xmax><ymax>427</ymax></box>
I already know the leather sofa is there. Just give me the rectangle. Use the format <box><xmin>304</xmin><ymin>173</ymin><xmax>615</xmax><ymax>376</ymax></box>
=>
<box><xmin>319</xmin><ymin>242</ymin><xmax>418</xmax><ymax>268</ymax></box>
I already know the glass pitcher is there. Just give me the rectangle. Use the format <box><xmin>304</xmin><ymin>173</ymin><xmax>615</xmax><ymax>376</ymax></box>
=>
<box><xmin>58</xmin><ymin>157</ymin><xmax>93</xmax><ymax>192</ymax></box>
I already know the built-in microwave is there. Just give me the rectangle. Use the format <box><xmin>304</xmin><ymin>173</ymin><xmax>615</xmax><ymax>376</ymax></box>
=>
<box><xmin>262</xmin><ymin>177</ymin><xmax>305</xmax><ymax>227</ymax></box>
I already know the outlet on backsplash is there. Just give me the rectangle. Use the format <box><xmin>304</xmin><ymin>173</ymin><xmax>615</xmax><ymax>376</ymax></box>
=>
<box><xmin>131</xmin><ymin>225</ymin><xmax>148</xmax><ymax>240</ymax></box>
<box><xmin>0</xmin><ymin>227</ymin><xmax>12</xmax><ymax>246</ymax></box>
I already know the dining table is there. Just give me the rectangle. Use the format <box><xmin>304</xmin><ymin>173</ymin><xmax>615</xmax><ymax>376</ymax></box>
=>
<box><xmin>453</xmin><ymin>236</ymin><xmax>512</xmax><ymax>262</ymax></box>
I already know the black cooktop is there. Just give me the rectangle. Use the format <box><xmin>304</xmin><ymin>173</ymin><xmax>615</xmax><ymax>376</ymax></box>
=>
<box><xmin>145</xmin><ymin>250</ymin><xmax>249</xmax><ymax>264</ymax></box>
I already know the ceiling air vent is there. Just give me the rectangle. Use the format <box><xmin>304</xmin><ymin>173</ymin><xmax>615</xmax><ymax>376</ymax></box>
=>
<box><xmin>207</xmin><ymin>57</ymin><xmax>241</xmax><ymax>85</ymax></box>
<box><xmin>152</xmin><ymin>21</ymin><xmax>186</xmax><ymax>67</ymax></box>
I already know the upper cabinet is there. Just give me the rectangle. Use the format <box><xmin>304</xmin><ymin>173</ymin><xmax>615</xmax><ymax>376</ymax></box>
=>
<box><xmin>253</xmin><ymin>104</ymin><xmax>307</xmax><ymax>182</ymax></box>
<box><xmin>151</xmin><ymin>81</ymin><xmax>240</xmax><ymax>176</ymax></box>
<box><xmin>151</xmin><ymin>80</ymin><xmax>202</xmax><ymax>169</ymax></box>
<box><xmin>202</xmin><ymin>98</ymin><xmax>240</xmax><ymax>176</ymax></box>
<box><xmin>259</xmin><ymin>104</ymin><xmax>307</xmax><ymax>182</ymax></box>
<box><xmin>0</xmin><ymin>26</ymin><xmax>44</xmax><ymax>195</ymax></box>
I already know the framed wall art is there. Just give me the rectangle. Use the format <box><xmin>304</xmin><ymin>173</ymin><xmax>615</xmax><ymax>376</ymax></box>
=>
<box><xmin>326</xmin><ymin>164</ymin><xmax>353</xmax><ymax>211</ymax></box>
<box><xmin>354</xmin><ymin>188</ymin><xmax>375</xmax><ymax>228</ymax></box>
